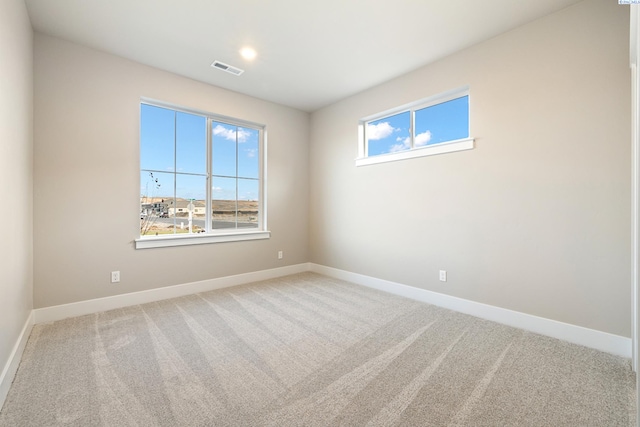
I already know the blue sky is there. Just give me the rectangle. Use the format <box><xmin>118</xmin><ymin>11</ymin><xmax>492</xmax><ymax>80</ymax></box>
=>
<box><xmin>366</xmin><ymin>96</ymin><xmax>469</xmax><ymax>156</ymax></box>
<box><xmin>140</xmin><ymin>104</ymin><xmax>259</xmax><ymax>202</ymax></box>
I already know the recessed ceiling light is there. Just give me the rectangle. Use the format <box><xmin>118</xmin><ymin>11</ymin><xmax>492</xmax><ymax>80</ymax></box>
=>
<box><xmin>240</xmin><ymin>47</ymin><xmax>257</xmax><ymax>61</ymax></box>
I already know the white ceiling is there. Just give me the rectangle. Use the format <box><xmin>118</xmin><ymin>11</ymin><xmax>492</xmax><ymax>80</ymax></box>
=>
<box><xmin>25</xmin><ymin>0</ymin><xmax>583</xmax><ymax>112</ymax></box>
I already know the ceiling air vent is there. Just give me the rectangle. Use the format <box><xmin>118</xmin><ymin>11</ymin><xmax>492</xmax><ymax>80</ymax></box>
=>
<box><xmin>211</xmin><ymin>60</ymin><xmax>244</xmax><ymax>76</ymax></box>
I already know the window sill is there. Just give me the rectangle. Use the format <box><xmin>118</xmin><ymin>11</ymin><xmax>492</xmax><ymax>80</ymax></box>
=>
<box><xmin>355</xmin><ymin>137</ymin><xmax>474</xmax><ymax>167</ymax></box>
<box><xmin>135</xmin><ymin>230</ymin><xmax>271</xmax><ymax>249</ymax></box>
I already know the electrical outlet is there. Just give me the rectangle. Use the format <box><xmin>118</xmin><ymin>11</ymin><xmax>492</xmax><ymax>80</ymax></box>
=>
<box><xmin>439</xmin><ymin>270</ymin><xmax>447</xmax><ymax>282</ymax></box>
<box><xmin>111</xmin><ymin>271</ymin><xmax>120</xmax><ymax>283</ymax></box>
<box><xmin>278</xmin><ymin>251</ymin><xmax>283</xmax><ymax>260</ymax></box>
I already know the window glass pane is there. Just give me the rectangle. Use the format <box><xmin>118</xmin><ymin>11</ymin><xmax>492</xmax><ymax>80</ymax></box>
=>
<box><xmin>415</xmin><ymin>96</ymin><xmax>469</xmax><ymax>146</ymax></box>
<box><xmin>175</xmin><ymin>174</ymin><xmax>206</xmax><ymax>234</ymax></box>
<box><xmin>212</xmin><ymin>176</ymin><xmax>237</xmax><ymax>229</ymax></box>
<box><xmin>212</xmin><ymin>122</ymin><xmax>238</xmax><ymax>177</ymax></box>
<box><xmin>238</xmin><ymin>178</ymin><xmax>259</xmax><ymax>229</ymax></box>
<box><xmin>366</xmin><ymin>111</ymin><xmax>410</xmax><ymax>157</ymax></box>
<box><xmin>140</xmin><ymin>171</ymin><xmax>174</xmax><ymax>236</ymax></box>
<box><xmin>238</xmin><ymin>127</ymin><xmax>259</xmax><ymax>179</ymax></box>
<box><xmin>176</xmin><ymin>112</ymin><xmax>206</xmax><ymax>174</ymax></box>
<box><xmin>140</xmin><ymin>104</ymin><xmax>175</xmax><ymax>172</ymax></box>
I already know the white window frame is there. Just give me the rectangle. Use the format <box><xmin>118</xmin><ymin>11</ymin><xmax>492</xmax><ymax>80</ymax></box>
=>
<box><xmin>356</xmin><ymin>87</ymin><xmax>474</xmax><ymax>167</ymax></box>
<box><xmin>135</xmin><ymin>98</ymin><xmax>269</xmax><ymax>249</ymax></box>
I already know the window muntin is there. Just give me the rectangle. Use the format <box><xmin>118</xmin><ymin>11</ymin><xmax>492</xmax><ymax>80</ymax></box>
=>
<box><xmin>360</xmin><ymin>89</ymin><xmax>471</xmax><ymax>164</ymax></box>
<box><xmin>140</xmin><ymin>101</ymin><xmax>264</xmax><ymax>238</ymax></box>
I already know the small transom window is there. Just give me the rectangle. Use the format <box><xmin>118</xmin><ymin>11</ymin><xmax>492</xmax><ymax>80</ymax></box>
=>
<box><xmin>357</xmin><ymin>88</ymin><xmax>473</xmax><ymax>166</ymax></box>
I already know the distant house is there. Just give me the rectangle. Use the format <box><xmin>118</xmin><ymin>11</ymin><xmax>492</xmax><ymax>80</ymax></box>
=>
<box><xmin>168</xmin><ymin>200</ymin><xmax>205</xmax><ymax>217</ymax></box>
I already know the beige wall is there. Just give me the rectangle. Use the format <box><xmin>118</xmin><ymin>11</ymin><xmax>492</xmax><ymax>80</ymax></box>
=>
<box><xmin>33</xmin><ymin>34</ymin><xmax>309</xmax><ymax>308</ymax></box>
<box><xmin>309</xmin><ymin>0</ymin><xmax>632</xmax><ymax>337</ymax></box>
<box><xmin>0</xmin><ymin>0</ymin><xmax>33</xmax><ymax>373</ymax></box>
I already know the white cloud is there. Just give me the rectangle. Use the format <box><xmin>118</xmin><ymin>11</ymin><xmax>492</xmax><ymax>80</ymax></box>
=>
<box><xmin>366</xmin><ymin>122</ymin><xmax>396</xmax><ymax>140</ymax></box>
<box><xmin>389</xmin><ymin>139</ymin><xmax>410</xmax><ymax>153</ymax></box>
<box><xmin>212</xmin><ymin>186</ymin><xmax>222</xmax><ymax>192</ymax></box>
<box><xmin>388</xmin><ymin>130</ymin><xmax>432</xmax><ymax>153</ymax></box>
<box><xmin>414</xmin><ymin>130</ymin><xmax>432</xmax><ymax>147</ymax></box>
<box><xmin>212</xmin><ymin>124</ymin><xmax>251</xmax><ymax>143</ymax></box>
<box><xmin>244</xmin><ymin>148</ymin><xmax>258</xmax><ymax>158</ymax></box>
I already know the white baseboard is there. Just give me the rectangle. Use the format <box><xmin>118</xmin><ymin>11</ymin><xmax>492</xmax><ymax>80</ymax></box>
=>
<box><xmin>0</xmin><ymin>311</ymin><xmax>33</xmax><ymax>411</ymax></box>
<box><xmin>309</xmin><ymin>263</ymin><xmax>632</xmax><ymax>359</ymax></box>
<box><xmin>33</xmin><ymin>263</ymin><xmax>310</xmax><ymax>324</ymax></box>
<box><xmin>28</xmin><ymin>261</ymin><xmax>631</xmax><ymax>359</ymax></box>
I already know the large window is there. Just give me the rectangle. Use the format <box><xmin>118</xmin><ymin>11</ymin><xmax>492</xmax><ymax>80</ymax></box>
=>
<box><xmin>137</xmin><ymin>100</ymin><xmax>267</xmax><ymax>249</ymax></box>
<box><xmin>357</xmin><ymin>88</ymin><xmax>473</xmax><ymax>166</ymax></box>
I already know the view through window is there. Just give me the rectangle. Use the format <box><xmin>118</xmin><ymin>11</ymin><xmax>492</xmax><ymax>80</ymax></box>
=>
<box><xmin>140</xmin><ymin>102</ymin><xmax>263</xmax><ymax>237</ymax></box>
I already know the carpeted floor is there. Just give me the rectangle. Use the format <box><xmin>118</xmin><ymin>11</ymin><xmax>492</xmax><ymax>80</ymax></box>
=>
<box><xmin>0</xmin><ymin>272</ymin><xmax>636</xmax><ymax>426</ymax></box>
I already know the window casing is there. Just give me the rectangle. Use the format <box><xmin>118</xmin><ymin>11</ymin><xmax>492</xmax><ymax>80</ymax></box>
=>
<box><xmin>136</xmin><ymin>99</ymin><xmax>268</xmax><ymax>249</ymax></box>
<box><xmin>356</xmin><ymin>88</ymin><xmax>473</xmax><ymax>166</ymax></box>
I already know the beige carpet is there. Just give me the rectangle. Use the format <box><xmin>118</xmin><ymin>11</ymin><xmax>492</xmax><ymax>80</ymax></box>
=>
<box><xmin>0</xmin><ymin>272</ymin><xmax>635</xmax><ymax>426</ymax></box>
